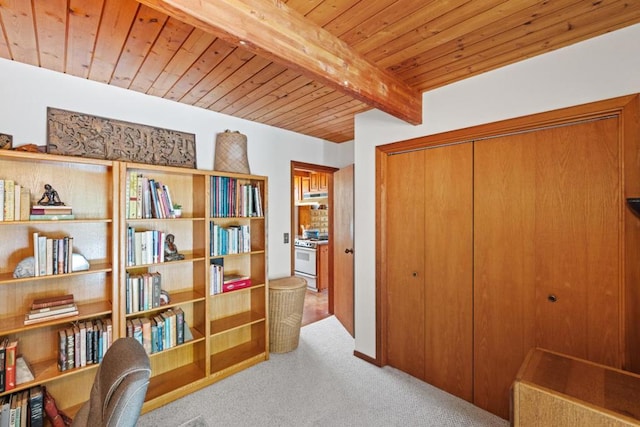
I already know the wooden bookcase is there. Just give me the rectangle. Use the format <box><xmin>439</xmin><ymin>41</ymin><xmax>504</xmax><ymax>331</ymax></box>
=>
<box><xmin>0</xmin><ymin>150</ymin><xmax>118</xmax><ymax>412</ymax></box>
<box><xmin>0</xmin><ymin>151</ymin><xmax>269</xmax><ymax>414</ymax></box>
<box><xmin>208</xmin><ymin>173</ymin><xmax>268</xmax><ymax>379</ymax></box>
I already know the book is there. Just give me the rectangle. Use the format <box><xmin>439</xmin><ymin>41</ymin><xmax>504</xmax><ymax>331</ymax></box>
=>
<box><xmin>79</xmin><ymin>321</ymin><xmax>87</xmax><ymax>367</ymax></box>
<box><xmin>0</xmin><ymin>180</ymin><xmax>4</xmax><ymax>221</ymax></box>
<box><xmin>141</xmin><ymin>317</ymin><xmax>151</xmax><ymax>354</ymax></box>
<box><xmin>23</xmin><ymin>309</ymin><xmax>78</xmax><ymax>325</ymax></box>
<box><xmin>31</xmin><ymin>294</ymin><xmax>74</xmax><ymax>309</ymax></box>
<box><xmin>174</xmin><ymin>307</ymin><xmax>185</xmax><ymax>345</ymax></box>
<box><xmin>0</xmin><ymin>396</ymin><xmax>9</xmax><ymax>427</ymax></box>
<box><xmin>29</xmin><ymin>214</ymin><xmax>75</xmax><ymax>220</ymax></box>
<box><xmin>15</xmin><ymin>357</ymin><xmax>34</xmax><ymax>385</ymax></box>
<box><xmin>4</xmin><ymin>341</ymin><xmax>17</xmax><ymax>391</ymax></box>
<box><xmin>65</xmin><ymin>326</ymin><xmax>75</xmax><ymax>370</ymax></box>
<box><xmin>2</xmin><ymin>180</ymin><xmax>13</xmax><ymax>221</ymax></box>
<box><xmin>28</xmin><ymin>385</ymin><xmax>44</xmax><ymax>427</ymax></box>
<box><xmin>19</xmin><ymin>187</ymin><xmax>30</xmax><ymax>221</ymax></box>
<box><xmin>222</xmin><ymin>278</ymin><xmax>252</xmax><ymax>292</ymax></box>
<box><xmin>30</xmin><ymin>207</ymin><xmax>73</xmax><ymax>215</ymax></box>
<box><xmin>13</xmin><ymin>184</ymin><xmax>20</xmax><ymax>222</ymax></box>
<box><xmin>0</xmin><ymin>339</ymin><xmax>6</xmax><ymax>393</ymax></box>
<box><xmin>57</xmin><ymin>329</ymin><xmax>66</xmax><ymax>371</ymax></box>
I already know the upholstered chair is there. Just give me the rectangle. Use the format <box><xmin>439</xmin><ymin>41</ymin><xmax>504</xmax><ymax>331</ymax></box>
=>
<box><xmin>71</xmin><ymin>337</ymin><xmax>151</xmax><ymax>427</ymax></box>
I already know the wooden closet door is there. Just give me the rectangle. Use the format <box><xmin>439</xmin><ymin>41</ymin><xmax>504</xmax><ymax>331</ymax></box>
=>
<box><xmin>386</xmin><ymin>149</ymin><xmax>426</xmax><ymax>379</ymax></box>
<box><xmin>386</xmin><ymin>143</ymin><xmax>473</xmax><ymax>399</ymax></box>
<box><xmin>423</xmin><ymin>143</ymin><xmax>473</xmax><ymax>401</ymax></box>
<box><xmin>474</xmin><ymin>118</ymin><xmax>620</xmax><ymax>419</ymax></box>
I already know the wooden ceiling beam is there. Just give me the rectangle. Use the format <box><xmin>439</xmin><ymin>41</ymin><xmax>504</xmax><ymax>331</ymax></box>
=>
<box><xmin>136</xmin><ymin>0</ymin><xmax>422</xmax><ymax>126</ymax></box>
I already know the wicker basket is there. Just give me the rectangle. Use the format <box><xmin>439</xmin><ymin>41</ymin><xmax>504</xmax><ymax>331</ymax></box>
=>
<box><xmin>214</xmin><ymin>130</ymin><xmax>250</xmax><ymax>174</ymax></box>
<box><xmin>269</xmin><ymin>276</ymin><xmax>307</xmax><ymax>353</ymax></box>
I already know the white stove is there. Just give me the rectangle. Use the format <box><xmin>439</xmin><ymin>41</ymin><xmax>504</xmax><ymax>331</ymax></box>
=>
<box><xmin>294</xmin><ymin>238</ymin><xmax>328</xmax><ymax>291</ymax></box>
<box><xmin>294</xmin><ymin>238</ymin><xmax>328</xmax><ymax>249</ymax></box>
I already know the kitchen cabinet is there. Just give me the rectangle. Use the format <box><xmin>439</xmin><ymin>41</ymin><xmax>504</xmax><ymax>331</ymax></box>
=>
<box><xmin>317</xmin><ymin>243</ymin><xmax>329</xmax><ymax>292</ymax></box>
<box><xmin>513</xmin><ymin>348</ymin><xmax>640</xmax><ymax>426</ymax></box>
<box><xmin>309</xmin><ymin>172</ymin><xmax>328</xmax><ymax>193</ymax></box>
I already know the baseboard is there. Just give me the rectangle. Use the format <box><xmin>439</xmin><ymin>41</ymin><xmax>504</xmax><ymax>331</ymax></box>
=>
<box><xmin>353</xmin><ymin>350</ymin><xmax>382</xmax><ymax>367</ymax></box>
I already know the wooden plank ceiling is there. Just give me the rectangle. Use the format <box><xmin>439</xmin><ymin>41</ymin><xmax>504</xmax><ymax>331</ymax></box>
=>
<box><xmin>0</xmin><ymin>0</ymin><xmax>639</xmax><ymax>143</ymax></box>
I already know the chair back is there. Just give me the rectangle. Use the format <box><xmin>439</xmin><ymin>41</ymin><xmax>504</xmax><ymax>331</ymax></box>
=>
<box><xmin>72</xmin><ymin>337</ymin><xmax>151</xmax><ymax>427</ymax></box>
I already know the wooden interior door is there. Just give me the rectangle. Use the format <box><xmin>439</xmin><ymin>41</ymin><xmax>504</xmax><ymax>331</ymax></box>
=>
<box><xmin>333</xmin><ymin>164</ymin><xmax>355</xmax><ymax>336</ymax></box>
<box><xmin>474</xmin><ymin>118</ymin><xmax>620</xmax><ymax>419</ymax></box>
<box><xmin>423</xmin><ymin>143</ymin><xmax>473</xmax><ymax>401</ymax></box>
<box><xmin>385</xmin><ymin>150</ymin><xmax>426</xmax><ymax>379</ymax></box>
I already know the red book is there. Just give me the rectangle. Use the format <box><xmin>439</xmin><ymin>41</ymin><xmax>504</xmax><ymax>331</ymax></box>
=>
<box><xmin>222</xmin><ymin>278</ymin><xmax>252</xmax><ymax>292</ymax></box>
<box><xmin>5</xmin><ymin>340</ymin><xmax>17</xmax><ymax>391</ymax></box>
<box><xmin>31</xmin><ymin>294</ymin><xmax>75</xmax><ymax>310</ymax></box>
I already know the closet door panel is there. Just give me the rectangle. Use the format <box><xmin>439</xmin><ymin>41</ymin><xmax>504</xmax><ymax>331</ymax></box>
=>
<box><xmin>423</xmin><ymin>143</ymin><xmax>473</xmax><ymax>401</ymax></box>
<box><xmin>386</xmin><ymin>149</ymin><xmax>426</xmax><ymax>379</ymax></box>
<box><xmin>533</xmin><ymin>118</ymin><xmax>620</xmax><ymax>367</ymax></box>
<box><xmin>474</xmin><ymin>117</ymin><xmax>621</xmax><ymax>419</ymax></box>
<box><xmin>474</xmin><ymin>136</ymin><xmax>537</xmax><ymax>419</ymax></box>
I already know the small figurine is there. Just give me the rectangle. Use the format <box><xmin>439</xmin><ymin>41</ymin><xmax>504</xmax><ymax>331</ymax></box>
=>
<box><xmin>38</xmin><ymin>184</ymin><xmax>65</xmax><ymax>206</ymax></box>
<box><xmin>164</xmin><ymin>234</ymin><xmax>184</xmax><ymax>261</ymax></box>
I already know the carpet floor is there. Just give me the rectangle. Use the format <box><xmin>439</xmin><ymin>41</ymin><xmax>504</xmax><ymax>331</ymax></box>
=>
<box><xmin>137</xmin><ymin>316</ymin><xmax>508</xmax><ymax>427</ymax></box>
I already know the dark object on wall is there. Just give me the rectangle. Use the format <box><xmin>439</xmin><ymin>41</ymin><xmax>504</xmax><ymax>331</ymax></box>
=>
<box><xmin>0</xmin><ymin>133</ymin><xmax>12</xmax><ymax>149</ymax></box>
<box><xmin>47</xmin><ymin>107</ymin><xmax>196</xmax><ymax>168</ymax></box>
<box><xmin>214</xmin><ymin>130</ymin><xmax>250</xmax><ymax>174</ymax></box>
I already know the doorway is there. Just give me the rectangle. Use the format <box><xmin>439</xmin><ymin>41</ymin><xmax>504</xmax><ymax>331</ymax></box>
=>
<box><xmin>290</xmin><ymin>161</ymin><xmax>337</xmax><ymax>325</ymax></box>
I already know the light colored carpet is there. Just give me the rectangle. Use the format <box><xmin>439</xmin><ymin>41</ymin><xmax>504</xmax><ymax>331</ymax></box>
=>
<box><xmin>137</xmin><ymin>316</ymin><xmax>508</xmax><ymax>427</ymax></box>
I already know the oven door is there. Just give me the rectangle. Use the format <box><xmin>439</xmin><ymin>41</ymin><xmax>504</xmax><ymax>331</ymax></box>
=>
<box><xmin>294</xmin><ymin>246</ymin><xmax>317</xmax><ymax>276</ymax></box>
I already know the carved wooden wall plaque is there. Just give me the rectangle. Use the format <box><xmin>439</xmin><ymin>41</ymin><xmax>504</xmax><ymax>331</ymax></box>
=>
<box><xmin>47</xmin><ymin>107</ymin><xmax>196</xmax><ymax>168</ymax></box>
<box><xmin>0</xmin><ymin>133</ymin><xmax>12</xmax><ymax>149</ymax></box>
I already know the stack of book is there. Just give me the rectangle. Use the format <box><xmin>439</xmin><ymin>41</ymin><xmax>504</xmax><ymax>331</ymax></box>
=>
<box><xmin>29</xmin><ymin>204</ymin><xmax>74</xmax><ymax>220</ymax></box>
<box><xmin>0</xmin><ymin>385</ymin><xmax>43</xmax><ymax>427</ymax></box>
<box><xmin>24</xmin><ymin>295</ymin><xmax>78</xmax><ymax>325</ymax></box>
<box><xmin>222</xmin><ymin>273</ymin><xmax>252</xmax><ymax>293</ymax></box>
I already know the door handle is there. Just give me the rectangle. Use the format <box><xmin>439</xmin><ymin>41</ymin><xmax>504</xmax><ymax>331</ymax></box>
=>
<box><xmin>345</xmin><ymin>248</ymin><xmax>354</xmax><ymax>254</ymax></box>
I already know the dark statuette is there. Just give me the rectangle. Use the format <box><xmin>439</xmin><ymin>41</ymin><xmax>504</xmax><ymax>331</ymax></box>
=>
<box><xmin>38</xmin><ymin>184</ymin><xmax>65</xmax><ymax>206</ymax></box>
<box><xmin>164</xmin><ymin>234</ymin><xmax>185</xmax><ymax>262</ymax></box>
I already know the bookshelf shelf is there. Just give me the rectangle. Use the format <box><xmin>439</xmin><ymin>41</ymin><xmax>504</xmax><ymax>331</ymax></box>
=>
<box><xmin>210</xmin><ymin>339</ymin><xmax>266</xmax><ymax>374</ymax></box>
<box><xmin>0</xmin><ymin>262</ymin><xmax>113</xmax><ymax>284</ymax></box>
<box><xmin>210</xmin><ymin>310</ymin><xmax>266</xmax><ymax>336</ymax></box>
<box><xmin>0</xmin><ymin>300</ymin><xmax>112</xmax><ymax>335</ymax></box>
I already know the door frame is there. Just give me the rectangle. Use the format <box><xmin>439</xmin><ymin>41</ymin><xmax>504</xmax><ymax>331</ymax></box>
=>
<box><xmin>290</xmin><ymin>161</ymin><xmax>339</xmax><ymax>311</ymax></box>
<box><xmin>375</xmin><ymin>94</ymin><xmax>640</xmax><ymax>370</ymax></box>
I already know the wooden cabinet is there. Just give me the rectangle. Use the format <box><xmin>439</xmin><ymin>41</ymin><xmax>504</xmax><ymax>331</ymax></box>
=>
<box><xmin>317</xmin><ymin>243</ymin><xmax>329</xmax><ymax>292</ymax></box>
<box><xmin>385</xmin><ymin>143</ymin><xmax>473</xmax><ymax>401</ymax></box>
<box><xmin>294</xmin><ymin>176</ymin><xmax>300</xmax><ymax>202</ymax></box>
<box><xmin>309</xmin><ymin>172</ymin><xmax>328</xmax><ymax>193</ymax></box>
<box><xmin>381</xmin><ymin>95</ymin><xmax>640</xmax><ymax>421</ymax></box>
<box><xmin>513</xmin><ymin>349</ymin><xmax>640</xmax><ymax>426</ymax></box>
<box><xmin>0</xmin><ymin>150</ymin><xmax>118</xmax><ymax>413</ymax></box>
<box><xmin>0</xmin><ymin>151</ymin><xmax>268</xmax><ymax>414</ymax></box>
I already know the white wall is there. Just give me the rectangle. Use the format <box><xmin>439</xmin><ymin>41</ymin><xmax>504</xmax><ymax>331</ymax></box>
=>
<box><xmin>353</xmin><ymin>23</ymin><xmax>640</xmax><ymax>357</ymax></box>
<box><xmin>0</xmin><ymin>57</ymin><xmax>353</xmax><ymax>279</ymax></box>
